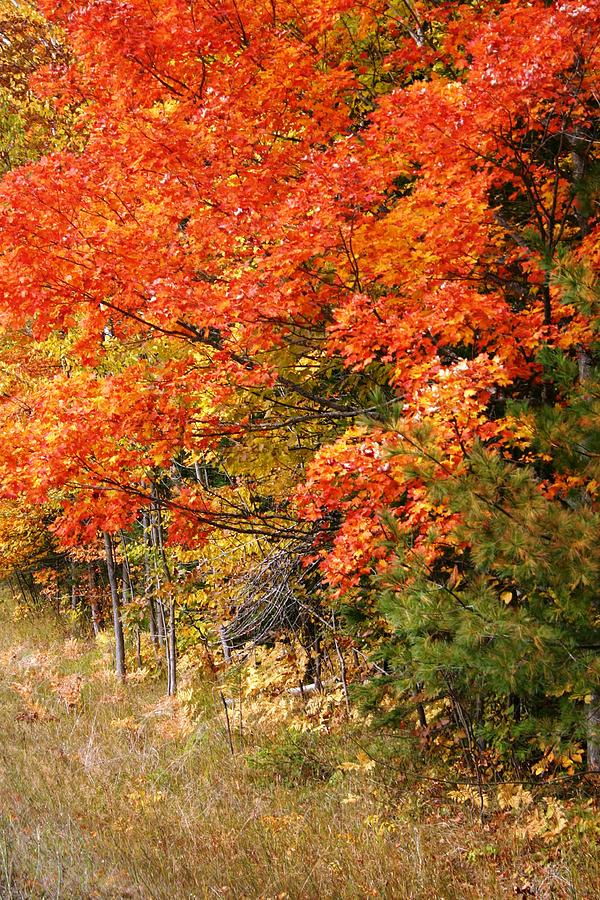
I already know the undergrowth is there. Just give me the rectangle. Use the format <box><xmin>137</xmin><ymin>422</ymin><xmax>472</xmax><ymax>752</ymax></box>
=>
<box><xmin>0</xmin><ymin>601</ymin><xmax>598</xmax><ymax>899</ymax></box>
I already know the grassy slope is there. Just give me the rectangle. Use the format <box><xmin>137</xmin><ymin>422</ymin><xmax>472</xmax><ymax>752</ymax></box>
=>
<box><xmin>0</xmin><ymin>601</ymin><xmax>597</xmax><ymax>899</ymax></box>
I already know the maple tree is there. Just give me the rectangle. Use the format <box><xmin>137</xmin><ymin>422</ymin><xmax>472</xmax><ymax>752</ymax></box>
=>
<box><xmin>0</xmin><ymin>0</ymin><xmax>75</xmax><ymax>171</ymax></box>
<box><xmin>0</xmin><ymin>0</ymin><xmax>597</xmax><ymax>774</ymax></box>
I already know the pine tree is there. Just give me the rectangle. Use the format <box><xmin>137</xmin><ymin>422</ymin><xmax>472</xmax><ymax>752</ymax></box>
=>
<box><xmin>377</xmin><ymin>289</ymin><xmax>600</xmax><ymax>773</ymax></box>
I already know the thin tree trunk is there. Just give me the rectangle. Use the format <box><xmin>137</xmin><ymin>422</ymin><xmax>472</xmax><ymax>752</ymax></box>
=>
<box><xmin>576</xmin><ymin>346</ymin><xmax>600</xmax><ymax>772</ymax></box>
<box><xmin>570</xmin><ymin>125</ymin><xmax>592</xmax><ymax>238</ymax></box>
<box><xmin>220</xmin><ymin>625</ymin><xmax>232</xmax><ymax>663</ymax></box>
<box><xmin>157</xmin><ymin>599</ymin><xmax>167</xmax><ymax>651</ymax></box>
<box><xmin>587</xmin><ymin>692</ymin><xmax>600</xmax><ymax>773</ymax></box>
<box><xmin>332</xmin><ymin>613</ymin><xmax>350</xmax><ymax>716</ymax></box>
<box><xmin>194</xmin><ymin>460</ymin><xmax>209</xmax><ymax>487</ymax></box>
<box><xmin>70</xmin><ymin>559</ymin><xmax>78</xmax><ymax>610</ymax></box>
<box><xmin>17</xmin><ymin>569</ymin><xmax>38</xmax><ymax>606</ymax></box>
<box><xmin>87</xmin><ymin>562</ymin><xmax>102</xmax><ymax>636</ymax></box>
<box><xmin>149</xmin><ymin>503</ymin><xmax>166</xmax><ymax>648</ymax></box>
<box><xmin>121</xmin><ymin>540</ymin><xmax>134</xmax><ymax>649</ymax></box>
<box><xmin>8</xmin><ymin>576</ymin><xmax>19</xmax><ymax>602</ymax></box>
<box><xmin>120</xmin><ymin>533</ymin><xmax>134</xmax><ymax>604</ymax></box>
<box><xmin>167</xmin><ymin>597</ymin><xmax>177</xmax><ymax>695</ymax></box>
<box><xmin>136</xmin><ymin>626</ymin><xmax>142</xmax><ymax>669</ymax></box>
<box><xmin>103</xmin><ymin>531</ymin><xmax>126</xmax><ymax>681</ymax></box>
<box><xmin>142</xmin><ymin>511</ymin><xmax>158</xmax><ymax>647</ymax></box>
<box><xmin>304</xmin><ymin>614</ymin><xmax>323</xmax><ymax>691</ymax></box>
<box><xmin>122</xmin><ymin>563</ymin><xmax>128</xmax><ymax>603</ymax></box>
<box><xmin>153</xmin><ymin>484</ymin><xmax>176</xmax><ymax>695</ymax></box>
<box><xmin>14</xmin><ymin>570</ymin><xmax>29</xmax><ymax>606</ymax></box>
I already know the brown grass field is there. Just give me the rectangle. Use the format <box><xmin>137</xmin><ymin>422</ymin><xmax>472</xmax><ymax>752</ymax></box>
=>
<box><xmin>0</xmin><ymin>601</ymin><xmax>598</xmax><ymax>899</ymax></box>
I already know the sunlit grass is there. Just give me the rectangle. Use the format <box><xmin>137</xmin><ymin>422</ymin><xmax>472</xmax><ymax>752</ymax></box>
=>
<box><xmin>0</xmin><ymin>602</ymin><xmax>597</xmax><ymax>899</ymax></box>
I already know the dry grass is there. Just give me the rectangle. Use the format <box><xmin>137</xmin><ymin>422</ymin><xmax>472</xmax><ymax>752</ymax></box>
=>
<box><xmin>0</xmin><ymin>604</ymin><xmax>597</xmax><ymax>899</ymax></box>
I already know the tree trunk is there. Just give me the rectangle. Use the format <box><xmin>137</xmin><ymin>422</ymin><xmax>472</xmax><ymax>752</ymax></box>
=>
<box><xmin>14</xmin><ymin>570</ymin><xmax>29</xmax><ymax>606</ymax></box>
<box><xmin>149</xmin><ymin>503</ymin><xmax>166</xmax><ymax>648</ymax></box>
<box><xmin>167</xmin><ymin>597</ymin><xmax>177</xmax><ymax>696</ymax></box>
<box><xmin>87</xmin><ymin>562</ymin><xmax>102</xmax><ymax>635</ymax></box>
<box><xmin>17</xmin><ymin>569</ymin><xmax>38</xmax><ymax>606</ymax></box>
<box><xmin>121</xmin><ymin>533</ymin><xmax>134</xmax><ymax>604</ymax></box>
<box><xmin>142</xmin><ymin>510</ymin><xmax>158</xmax><ymax>647</ymax></box>
<box><xmin>570</xmin><ymin>125</ymin><xmax>592</xmax><ymax>238</ymax></box>
<box><xmin>70</xmin><ymin>559</ymin><xmax>78</xmax><ymax>610</ymax></box>
<box><xmin>152</xmin><ymin>484</ymin><xmax>176</xmax><ymax>695</ymax></box>
<box><xmin>135</xmin><ymin>626</ymin><xmax>142</xmax><ymax>669</ymax></box>
<box><xmin>103</xmin><ymin>531</ymin><xmax>126</xmax><ymax>681</ymax></box>
<box><xmin>587</xmin><ymin>691</ymin><xmax>600</xmax><ymax>773</ymax></box>
<box><xmin>576</xmin><ymin>346</ymin><xmax>599</xmax><ymax>772</ymax></box>
<box><xmin>220</xmin><ymin>625</ymin><xmax>232</xmax><ymax>663</ymax></box>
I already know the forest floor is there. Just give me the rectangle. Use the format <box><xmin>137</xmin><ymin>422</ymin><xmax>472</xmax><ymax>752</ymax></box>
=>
<box><xmin>0</xmin><ymin>600</ymin><xmax>598</xmax><ymax>899</ymax></box>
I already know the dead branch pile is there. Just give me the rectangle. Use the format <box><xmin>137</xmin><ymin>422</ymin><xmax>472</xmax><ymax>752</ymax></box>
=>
<box><xmin>221</xmin><ymin>544</ymin><xmax>315</xmax><ymax>655</ymax></box>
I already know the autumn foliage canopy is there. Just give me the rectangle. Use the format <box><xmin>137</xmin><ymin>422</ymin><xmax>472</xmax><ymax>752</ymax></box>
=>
<box><xmin>0</xmin><ymin>0</ymin><xmax>599</xmax><ymax>771</ymax></box>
